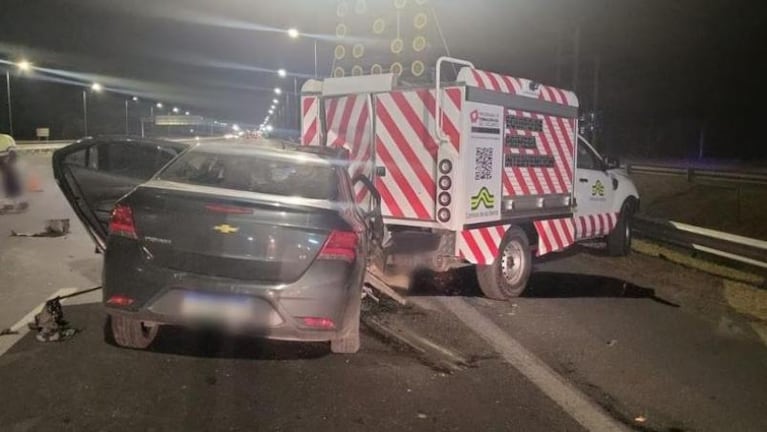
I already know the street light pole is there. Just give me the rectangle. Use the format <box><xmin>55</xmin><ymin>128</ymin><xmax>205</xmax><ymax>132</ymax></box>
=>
<box><xmin>293</xmin><ymin>77</ymin><xmax>299</xmax><ymax>131</ymax></box>
<box><xmin>124</xmin><ymin>99</ymin><xmax>129</xmax><ymax>135</ymax></box>
<box><xmin>314</xmin><ymin>40</ymin><xmax>318</xmax><ymax>78</ymax></box>
<box><xmin>5</xmin><ymin>71</ymin><xmax>12</xmax><ymax>136</ymax></box>
<box><xmin>82</xmin><ymin>90</ymin><xmax>88</xmax><ymax>137</ymax></box>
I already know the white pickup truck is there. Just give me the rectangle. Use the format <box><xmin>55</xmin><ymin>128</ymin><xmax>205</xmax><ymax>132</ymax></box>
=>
<box><xmin>299</xmin><ymin>57</ymin><xmax>639</xmax><ymax>299</ymax></box>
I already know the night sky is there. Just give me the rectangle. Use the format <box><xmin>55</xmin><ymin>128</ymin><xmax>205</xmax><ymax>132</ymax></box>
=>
<box><xmin>1</xmin><ymin>0</ymin><xmax>765</xmax><ymax>159</ymax></box>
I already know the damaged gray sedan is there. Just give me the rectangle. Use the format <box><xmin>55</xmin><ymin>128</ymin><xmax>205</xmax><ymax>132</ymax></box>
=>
<box><xmin>53</xmin><ymin>137</ymin><xmax>381</xmax><ymax>354</ymax></box>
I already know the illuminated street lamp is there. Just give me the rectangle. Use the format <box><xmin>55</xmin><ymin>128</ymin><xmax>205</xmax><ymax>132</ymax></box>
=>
<box><xmin>156</xmin><ymin>102</ymin><xmax>163</xmax><ymax>108</ymax></box>
<box><xmin>91</xmin><ymin>82</ymin><xmax>103</xmax><ymax>92</ymax></box>
<box><xmin>16</xmin><ymin>60</ymin><xmax>32</xmax><ymax>72</ymax></box>
<box><xmin>277</xmin><ymin>68</ymin><xmax>287</xmax><ymax>78</ymax></box>
<box><xmin>185</xmin><ymin>111</ymin><xmax>190</xmax><ymax>116</ymax></box>
<box><xmin>274</xmin><ymin>87</ymin><xmax>282</xmax><ymax>95</ymax></box>
<box><xmin>273</xmin><ymin>99</ymin><xmax>279</xmax><ymax>104</ymax></box>
<box><xmin>4</xmin><ymin>59</ymin><xmax>33</xmax><ymax>136</ymax></box>
<box><xmin>172</xmin><ymin>106</ymin><xmax>179</xmax><ymax>114</ymax></box>
<box><xmin>266</xmin><ymin>125</ymin><xmax>274</xmax><ymax>132</ymax></box>
<box><xmin>132</xmin><ymin>96</ymin><xmax>139</xmax><ymax>102</ymax></box>
<box><xmin>286</xmin><ymin>28</ymin><xmax>317</xmax><ymax>78</ymax></box>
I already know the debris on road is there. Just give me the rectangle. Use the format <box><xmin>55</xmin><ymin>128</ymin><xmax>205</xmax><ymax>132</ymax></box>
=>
<box><xmin>26</xmin><ymin>286</ymin><xmax>101</xmax><ymax>342</ymax></box>
<box><xmin>634</xmin><ymin>414</ymin><xmax>647</xmax><ymax>423</ymax></box>
<box><xmin>10</xmin><ymin>218</ymin><xmax>70</xmax><ymax>237</ymax></box>
<box><xmin>362</xmin><ymin>314</ymin><xmax>470</xmax><ymax>373</ymax></box>
<box><xmin>365</xmin><ymin>268</ymin><xmax>407</xmax><ymax>305</ymax></box>
<box><xmin>607</xmin><ymin>339</ymin><xmax>618</xmax><ymax>347</ymax></box>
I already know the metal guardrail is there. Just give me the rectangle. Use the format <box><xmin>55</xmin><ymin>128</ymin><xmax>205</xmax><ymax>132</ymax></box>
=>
<box><xmin>632</xmin><ymin>215</ymin><xmax>767</xmax><ymax>270</ymax></box>
<box><xmin>627</xmin><ymin>163</ymin><xmax>767</xmax><ymax>186</ymax></box>
<box><xmin>12</xmin><ymin>137</ymin><xmax>226</xmax><ymax>154</ymax></box>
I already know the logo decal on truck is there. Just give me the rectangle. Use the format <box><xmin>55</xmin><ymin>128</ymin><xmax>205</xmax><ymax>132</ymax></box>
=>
<box><xmin>470</xmin><ymin>187</ymin><xmax>496</xmax><ymax>210</ymax></box>
<box><xmin>592</xmin><ymin>180</ymin><xmax>605</xmax><ymax>197</ymax></box>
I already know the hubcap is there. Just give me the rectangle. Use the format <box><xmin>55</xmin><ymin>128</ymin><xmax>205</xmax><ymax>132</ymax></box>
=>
<box><xmin>500</xmin><ymin>241</ymin><xmax>525</xmax><ymax>285</ymax></box>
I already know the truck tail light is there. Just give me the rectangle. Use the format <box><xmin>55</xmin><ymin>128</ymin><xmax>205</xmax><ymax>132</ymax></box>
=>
<box><xmin>109</xmin><ymin>204</ymin><xmax>137</xmax><ymax>239</ymax></box>
<box><xmin>317</xmin><ymin>230</ymin><xmax>358</xmax><ymax>263</ymax></box>
<box><xmin>438</xmin><ymin>175</ymin><xmax>452</xmax><ymax>190</ymax></box>
<box><xmin>438</xmin><ymin>208</ymin><xmax>451</xmax><ymax>222</ymax></box>
<box><xmin>438</xmin><ymin>192</ymin><xmax>452</xmax><ymax>206</ymax></box>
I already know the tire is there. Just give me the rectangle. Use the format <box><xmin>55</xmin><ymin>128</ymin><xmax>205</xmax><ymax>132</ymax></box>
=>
<box><xmin>331</xmin><ymin>295</ymin><xmax>361</xmax><ymax>354</ymax></box>
<box><xmin>107</xmin><ymin>315</ymin><xmax>159</xmax><ymax>349</ymax></box>
<box><xmin>607</xmin><ymin>201</ymin><xmax>634</xmax><ymax>257</ymax></box>
<box><xmin>476</xmin><ymin>226</ymin><xmax>532</xmax><ymax>300</ymax></box>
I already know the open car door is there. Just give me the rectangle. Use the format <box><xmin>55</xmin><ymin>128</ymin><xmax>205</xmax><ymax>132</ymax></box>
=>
<box><xmin>52</xmin><ymin>137</ymin><xmax>190</xmax><ymax>251</ymax></box>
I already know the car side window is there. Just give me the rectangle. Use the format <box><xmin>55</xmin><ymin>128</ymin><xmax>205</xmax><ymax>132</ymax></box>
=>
<box><xmin>577</xmin><ymin>144</ymin><xmax>601</xmax><ymax>171</ymax></box>
<box><xmin>65</xmin><ymin>141</ymin><xmax>182</xmax><ymax>179</ymax></box>
<box><xmin>102</xmin><ymin>142</ymin><xmax>160</xmax><ymax>178</ymax></box>
<box><xmin>62</xmin><ymin>146</ymin><xmax>99</xmax><ymax>169</ymax></box>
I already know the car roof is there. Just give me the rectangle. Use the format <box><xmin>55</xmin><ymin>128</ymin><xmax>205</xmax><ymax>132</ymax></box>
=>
<box><xmin>76</xmin><ymin>135</ymin><xmax>193</xmax><ymax>149</ymax></box>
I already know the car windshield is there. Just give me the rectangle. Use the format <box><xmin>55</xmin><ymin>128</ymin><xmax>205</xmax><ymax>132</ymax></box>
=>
<box><xmin>158</xmin><ymin>150</ymin><xmax>338</xmax><ymax>200</ymax></box>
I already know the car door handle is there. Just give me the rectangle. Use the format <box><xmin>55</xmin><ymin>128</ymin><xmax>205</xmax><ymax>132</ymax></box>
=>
<box><xmin>579</xmin><ymin>178</ymin><xmax>589</xmax><ymax>183</ymax></box>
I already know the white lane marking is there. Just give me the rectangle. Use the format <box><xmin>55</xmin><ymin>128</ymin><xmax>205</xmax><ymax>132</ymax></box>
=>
<box><xmin>439</xmin><ymin>297</ymin><xmax>630</xmax><ymax>432</ymax></box>
<box><xmin>0</xmin><ymin>288</ymin><xmax>78</xmax><ymax>357</ymax></box>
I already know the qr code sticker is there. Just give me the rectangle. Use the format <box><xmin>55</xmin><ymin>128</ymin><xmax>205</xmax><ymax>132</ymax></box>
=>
<box><xmin>474</xmin><ymin>147</ymin><xmax>493</xmax><ymax>180</ymax></box>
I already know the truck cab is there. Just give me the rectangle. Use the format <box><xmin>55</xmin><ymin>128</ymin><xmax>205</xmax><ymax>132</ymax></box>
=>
<box><xmin>574</xmin><ymin>135</ymin><xmax>639</xmax><ymax>256</ymax></box>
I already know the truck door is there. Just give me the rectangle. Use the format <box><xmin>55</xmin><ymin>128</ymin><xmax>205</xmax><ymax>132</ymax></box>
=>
<box><xmin>573</xmin><ymin>137</ymin><xmax>615</xmax><ymax>240</ymax></box>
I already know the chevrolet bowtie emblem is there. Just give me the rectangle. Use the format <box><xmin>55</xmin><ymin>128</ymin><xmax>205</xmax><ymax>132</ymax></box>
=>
<box><xmin>213</xmin><ymin>224</ymin><xmax>239</xmax><ymax>234</ymax></box>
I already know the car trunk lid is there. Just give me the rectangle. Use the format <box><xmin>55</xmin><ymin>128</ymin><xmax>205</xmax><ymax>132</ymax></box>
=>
<box><xmin>128</xmin><ymin>182</ymin><xmax>352</xmax><ymax>283</ymax></box>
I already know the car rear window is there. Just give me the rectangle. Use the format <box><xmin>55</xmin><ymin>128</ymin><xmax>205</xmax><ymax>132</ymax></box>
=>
<box><xmin>158</xmin><ymin>150</ymin><xmax>338</xmax><ymax>200</ymax></box>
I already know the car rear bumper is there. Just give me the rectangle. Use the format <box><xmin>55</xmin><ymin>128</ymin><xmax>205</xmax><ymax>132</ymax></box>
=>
<box><xmin>102</xmin><ymin>240</ymin><xmax>363</xmax><ymax>342</ymax></box>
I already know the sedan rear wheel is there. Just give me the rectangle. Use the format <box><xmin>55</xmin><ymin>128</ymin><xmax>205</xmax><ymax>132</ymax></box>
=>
<box><xmin>107</xmin><ymin>315</ymin><xmax>158</xmax><ymax>349</ymax></box>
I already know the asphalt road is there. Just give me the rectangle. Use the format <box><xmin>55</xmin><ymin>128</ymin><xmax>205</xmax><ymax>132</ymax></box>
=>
<box><xmin>1</xmin><ymin>154</ymin><xmax>766</xmax><ymax>432</ymax></box>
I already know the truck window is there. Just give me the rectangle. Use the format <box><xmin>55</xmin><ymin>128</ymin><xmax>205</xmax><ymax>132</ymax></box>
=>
<box><xmin>577</xmin><ymin>144</ymin><xmax>602</xmax><ymax>170</ymax></box>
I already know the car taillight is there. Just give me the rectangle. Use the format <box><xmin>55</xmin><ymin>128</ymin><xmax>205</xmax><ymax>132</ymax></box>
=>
<box><xmin>109</xmin><ymin>204</ymin><xmax>137</xmax><ymax>239</ymax></box>
<box><xmin>317</xmin><ymin>230</ymin><xmax>358</xmax><ymax>263</ymax></box>
<box><xmin>301</xmin><ymin>317</ymin><xmax>335</xmax><ymax>329</ymax></box>
<box><xmin>106</xmin><ymin>294</ymin><xmax>134</xmax><ymax>307</ymax></box>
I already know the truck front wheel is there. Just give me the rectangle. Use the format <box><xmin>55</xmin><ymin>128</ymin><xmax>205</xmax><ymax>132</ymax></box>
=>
<box><xmin>607</xmin><ymin>201</ymin><xmax>634</xmax><ymax>257</ymax></box>
<box><xmin>476</xmin><ymin>226</ymin><xmax>532</xmax><ymax>300</ymax></box>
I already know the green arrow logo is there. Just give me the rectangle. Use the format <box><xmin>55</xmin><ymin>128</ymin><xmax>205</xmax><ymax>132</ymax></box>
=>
<box><xmin>470</xmin><ymin>187</ymin><xmax>496</xmax><ymax>210</ymax></box>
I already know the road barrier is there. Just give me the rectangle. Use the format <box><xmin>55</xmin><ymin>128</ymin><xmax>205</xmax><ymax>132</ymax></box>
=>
<box><xmin>627</xmin><ymin>163</ymin><xmax>767</xmax><ymax>186</ymax></box>
<box><xmin>632</xmin><ymin>215</ymin><xmax>767</xmax><ymax>270</ymax></box>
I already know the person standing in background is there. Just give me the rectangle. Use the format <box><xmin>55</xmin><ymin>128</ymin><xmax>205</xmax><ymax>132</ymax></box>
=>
<box><xmin>0</xmin><ymin>134</ymin><xmax>28</xmax><ymax>212</ymax></box>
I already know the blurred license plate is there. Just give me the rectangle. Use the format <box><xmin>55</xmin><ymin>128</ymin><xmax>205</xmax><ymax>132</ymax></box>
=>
<box><xmin>181</xmin><ymin>292</ymin><xmax>253</xmax><ymax>321</ymax></box>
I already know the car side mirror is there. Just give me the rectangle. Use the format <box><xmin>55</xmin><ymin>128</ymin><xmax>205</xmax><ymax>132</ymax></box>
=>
<box><xmin>605</xmin><ymin>156</ymin><xmax>620</xmax><ymax>170</ymax></box>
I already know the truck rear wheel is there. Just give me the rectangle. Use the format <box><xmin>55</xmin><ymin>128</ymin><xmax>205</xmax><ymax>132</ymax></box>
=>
<box><xmin>476</xmin><ymin>226</ymin><xmax>532</xmax><ymax>300</ymax></box>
